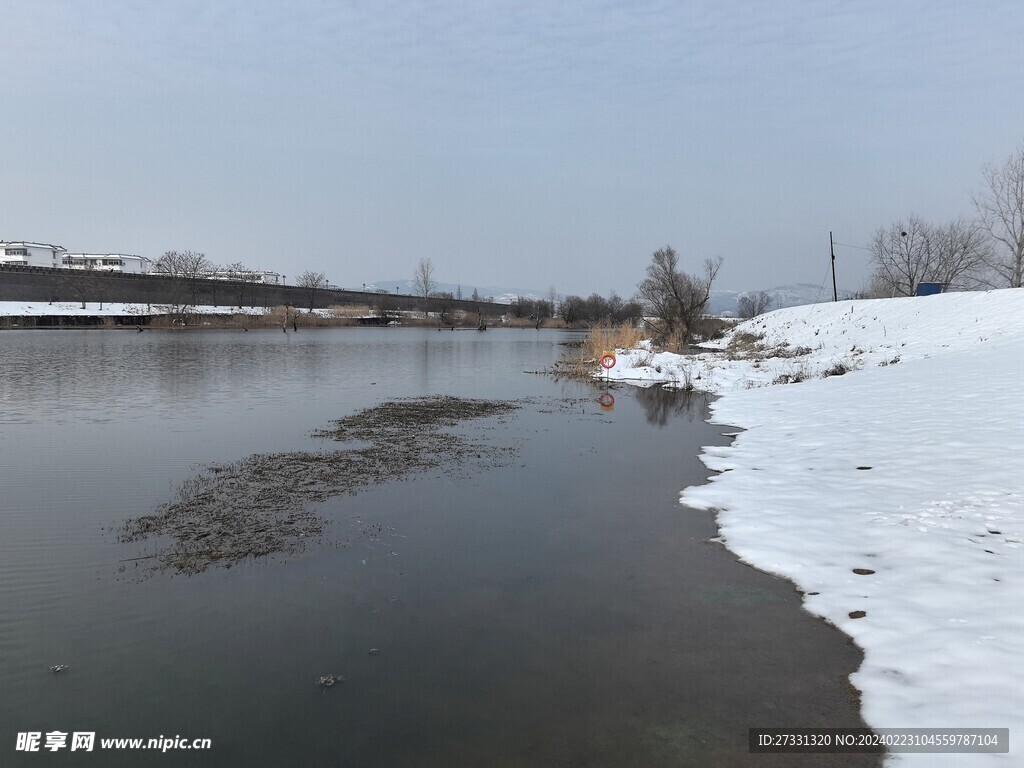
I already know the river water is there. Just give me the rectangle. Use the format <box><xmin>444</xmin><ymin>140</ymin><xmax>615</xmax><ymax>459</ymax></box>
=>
<box><xmin>0</xmin><ymin>328</ymin><xmax>877</xmax><ymax>767</ymax></box>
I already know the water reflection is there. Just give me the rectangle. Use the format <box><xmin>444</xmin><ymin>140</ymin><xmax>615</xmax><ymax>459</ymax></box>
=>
<box><xmin>633</xmin><ymin>383</ymin><xmax>711</xmax><ymax>427</ymax></box>
<box><xmin>0</xmin><ymin>328</ymin><xmax>586</xmax><ymax>426</ymax></box>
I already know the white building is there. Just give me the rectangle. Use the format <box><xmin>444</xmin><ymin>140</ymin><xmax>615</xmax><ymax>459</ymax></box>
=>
<box><xmin>0</xmin><ymin>242</ymin><xmax>66</xmax><ymax>268</ymax></box>
<box><xmin>62</xmin><ymin>253</ymin><xmax>152</xmax><ymax>274</ymax></box>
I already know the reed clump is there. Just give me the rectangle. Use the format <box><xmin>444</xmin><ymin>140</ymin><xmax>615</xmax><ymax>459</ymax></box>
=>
<box><xmin>582</xmin><ymin>324</ymin><xmax>645</xmax><ymax>362</ymax></box>
<box><xmin>552</xmin><ymin>323</ymin><xmax>644</xmax><ymax>380</ymax></box>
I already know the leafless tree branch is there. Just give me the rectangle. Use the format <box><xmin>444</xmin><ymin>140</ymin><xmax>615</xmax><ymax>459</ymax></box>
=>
<box><xmin>974</xmin><ymin>142</ymin><xmax>1024</xmax><ymax>288</ymax></box>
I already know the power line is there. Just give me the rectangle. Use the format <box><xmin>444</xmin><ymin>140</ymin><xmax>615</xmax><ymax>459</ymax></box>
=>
<box><xmin>833</xmin><ymin>240</ymin><xmax>872</xmax><ymax>252</ymax></box>
<box><xmin>816</xmin><ymin>262</ymin><xmax>832</xmax><ymax>303</ymax></box>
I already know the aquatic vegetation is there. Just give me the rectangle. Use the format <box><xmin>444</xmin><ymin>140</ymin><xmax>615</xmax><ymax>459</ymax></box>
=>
<box><xmin>119</xmin><ymin>396</ymin><xmax>521</xmax><ymax>575</ymax></box>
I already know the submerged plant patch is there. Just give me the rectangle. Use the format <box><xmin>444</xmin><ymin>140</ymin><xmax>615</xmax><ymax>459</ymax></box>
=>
<box><xmin>118</xmin><ymin>396</ymin><xmax>521</xmax><ymax>575</ymax></box>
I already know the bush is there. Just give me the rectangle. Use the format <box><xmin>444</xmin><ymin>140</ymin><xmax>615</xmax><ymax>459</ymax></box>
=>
<box><xmin>737</xmin><ymin>291</ymin><xmax>772</xmax><ymax>318</ymax></box>
<box><xmin>822</xmin><ymin>361</ymin><xmax>851</xmax><ymax>377</ymax></box>
<box><xmin>772</xmin><ymin>371</ymin><xmax>806</xmax><ymax>385</ymax></box>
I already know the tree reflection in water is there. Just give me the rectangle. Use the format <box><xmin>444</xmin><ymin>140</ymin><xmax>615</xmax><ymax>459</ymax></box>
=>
<box><xmin>633</xmin><ymin>384</ymin><xmax>711</xmax><ymax>427</ymax></box>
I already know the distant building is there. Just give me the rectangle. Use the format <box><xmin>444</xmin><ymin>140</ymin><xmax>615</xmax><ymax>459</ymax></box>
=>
<box><xmin>0</xmin><ymin>243</ymin><xmax>155</xmax><ymax>273</ymax></box>
<box><xmin>0</xmin><ymin>241</ymin><xmax>67</xmax><ymax>268</ymax></box>
<box><xmin>62</xmin><ymin>253</ymin><xmax>152</xmax><ymax>274</ymax></box>
<box><xmin>203</xmin><ymin>269</ymin><xmax>282</xmax><ymax>285</ymax></box>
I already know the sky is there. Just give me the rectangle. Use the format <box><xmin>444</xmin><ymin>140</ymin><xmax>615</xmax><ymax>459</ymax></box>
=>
<box><xmin>2</xmin><ymin>0</ymin><xmax>1022</xmax><ymax>296</ymax></box>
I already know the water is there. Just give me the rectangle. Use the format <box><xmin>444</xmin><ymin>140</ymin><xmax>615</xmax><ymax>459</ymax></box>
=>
<box><xmin>0</xmin><ymin>328</ymin><xmax>876</xmax><ymax>766</ymax></box>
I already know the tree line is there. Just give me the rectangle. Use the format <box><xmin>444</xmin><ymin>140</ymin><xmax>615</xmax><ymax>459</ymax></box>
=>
<box><xmin>556</xmin><ymin>293</ymin><xmax>644</xmax><ymax>326</ymax></box>
<box><xmin>148</xmin><ymin>248</ymin><xmax>730</xmax><ymax>343</ymax></box>
<box><xmin>870</xmin><ymin>141</ymin><xmax>1024</xmax><ymax>295</ymax></box>
<box><xmin>152</xmin><ymin>251</ymin><xmax>332</xmax><ymax>310</ymax></box>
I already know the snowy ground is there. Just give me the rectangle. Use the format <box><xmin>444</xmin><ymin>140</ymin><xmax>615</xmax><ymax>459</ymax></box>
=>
<box><xmin>0</xmin><ymin>301</ymin><xmax>343</xmax><ymax>318</ymax></box>
<box><xmin>603</xmin><ymin>290</ymin><xmax>1024</xmax><ymax>765</ymax></box>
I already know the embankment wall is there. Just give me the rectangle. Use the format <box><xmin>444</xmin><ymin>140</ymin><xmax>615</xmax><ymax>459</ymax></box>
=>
<box><xmin>0</xmin><ymin>265</ymin><xmax>508</xmax><ymax>316</ymax></box>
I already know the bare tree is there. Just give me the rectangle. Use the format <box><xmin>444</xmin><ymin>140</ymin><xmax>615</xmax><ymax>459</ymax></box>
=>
<box><xmin>871</xmin><ymin>216</ymin><xmax>987</xmax><ymax>295</ymax></box>
<box><xmin>870</xmin><ymin>216</ymin><xmax>931</xmax><ymax>297</ymax></box>
<box><xmin>224</xmin><ymin>261</ymin><xmax>257</xmax><ymax>308</ymax></box>
<box><xmin>605</xmin><ymin>291</ymin><xmax>625</xmax><ymax>319</ymax></box>
<box><xmin>154</xmin><ymin>250</ymin><xmax>185</xmax><ymax>277</ymax></box>
<box><xmin>510</xmin><ymin>296</ymin><xmax>529</xmax><ymax>319</ymax></box>
<box><xmin>296</xmin><ymin>270</ymin><xmax>327</xmax><ymax>311</ymax></box>
<box><xmin>534</xmin><ymin>298</ymin><xmax>552</xmax><ymax>328</ymax></box>
<box><xmin>153</xmin><ymin>250</ymin><xmax>191</xmax><ymax>318</ymax></box>
<box><xmin>413</xmin><ymin>258</ymin><xmax>436</xmax><ymax>300</ymax></box>
<box><xmin>929</xmin><ymin>218</ymin><xmax>990</xmax><ymax>290</ymax></box>
<box><xmin>737</xmin><ymin>291</ymin><xmax>773</xmax><ymax>318</ymax></box>
<box><xmin>559</xmin><ymin>295</ymin><xmax>584</xmax><ymax>326</ymax></box>
<box><xmin>636</xmin><ymin>246</ymin><xmax>722</xmax><ymax>344</ymax></box>
<box><xmin>168</xmin><ymin>250</ymin><xmax>211</xmax><ymax>306</ymax></box>
<box><xmin>974</xmin><ymin>142</ymin><xmax>1024</xmax><ymax>287</ymax></box>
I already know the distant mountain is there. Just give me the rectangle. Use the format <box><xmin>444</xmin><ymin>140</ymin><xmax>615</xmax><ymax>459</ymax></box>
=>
<box><xmin>709</xmin><ymin>283</ymin><xmax>856</xmax><ymax>317</ymax></box>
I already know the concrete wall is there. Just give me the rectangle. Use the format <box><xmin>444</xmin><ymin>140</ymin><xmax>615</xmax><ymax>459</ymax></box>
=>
<box><xmin>0</xmin><ymin>264</ymin><xmax>510</xmax><ymax>317</ymax></box>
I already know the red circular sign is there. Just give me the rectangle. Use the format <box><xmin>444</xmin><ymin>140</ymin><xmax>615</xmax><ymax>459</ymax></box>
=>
<box><xmin>600</xmin><ymin>353</ymin><xmax>616</xmax><ymax>369</ymax></box>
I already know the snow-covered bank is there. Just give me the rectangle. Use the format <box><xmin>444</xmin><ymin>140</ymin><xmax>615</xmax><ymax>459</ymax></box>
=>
<box><xmin>603</xmin><ymin>289</ymin><xmax>1024</xmax><ymax>392</ymax></box>
<box><xmin>0</xmin><ymin>301</ymin><xmax>313</xmax><ymax>317</ymax></box>
<box><xmin>611</xmin><ymin>290</ymin><xmax>1024</xmax><ymax>765</ymax></box>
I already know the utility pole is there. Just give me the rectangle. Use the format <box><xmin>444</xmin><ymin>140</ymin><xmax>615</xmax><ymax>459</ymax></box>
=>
<box><xmin>830</xmin><ymin>231</ymin><xmax>838</xmax><ymax>302</ymax></box>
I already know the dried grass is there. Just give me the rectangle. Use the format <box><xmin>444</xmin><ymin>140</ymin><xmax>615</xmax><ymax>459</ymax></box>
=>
<box><xmin>551</xmin><ymin>323</ymin><xmax>645</xmax><ymax>380</ymax></box>
<box><xmin>822</xmin><ymin>360</ymin><xmax>852</xmax><ymax>377</ymax></box>
<box><xmin>725</xmin><ymin>331</ymin><xmax>766</xmax><ymax>358</ymax></box>
<box><xmin>725</xmin><ymin>331</ymin><xmax>812</xmax><ymax>361</ymax></box>
<box><xmin>582</xmin><ymin>324</ymin><xmax>645</xmax><ymax>361</ymax></box>
<box><xmin>630</xmin><ymin>351</ymin><xmax>654</xmax><ymax>368</ymax></box>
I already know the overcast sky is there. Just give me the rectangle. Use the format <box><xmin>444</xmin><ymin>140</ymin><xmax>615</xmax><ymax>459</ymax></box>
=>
<box><xmin>2</xmin><ymin>1</ymin><xmax>1022</xmax><ymax>296</ymax></box>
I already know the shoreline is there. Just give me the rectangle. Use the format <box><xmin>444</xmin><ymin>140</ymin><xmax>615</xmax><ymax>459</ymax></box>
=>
<box><xmin>594</xmin><ymin>290</ymin><xmax>1024</xmax><ymax>766</ymax></box>
<box><xmin>0</xmin><ymin>300</ymin><xmax>575</xmax><ymax>331</ymax></box>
